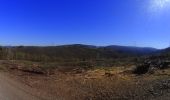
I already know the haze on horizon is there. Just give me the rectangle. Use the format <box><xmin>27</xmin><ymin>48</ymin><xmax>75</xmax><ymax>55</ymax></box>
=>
<box><xmin>0</xmin><ymin>0</ymin><xmax>170</xmax><ymax>49</ymax></box>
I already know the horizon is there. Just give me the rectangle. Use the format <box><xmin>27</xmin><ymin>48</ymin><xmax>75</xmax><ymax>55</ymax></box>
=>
<box><xmin>0</xmin><ymin>0</ymin><xmax>170</xmax><ymax>49</ymax></box>
<box><xmin>0</xmin><ymin>43</ymin><xmax>167</xmax><ymax>49</ymax></box>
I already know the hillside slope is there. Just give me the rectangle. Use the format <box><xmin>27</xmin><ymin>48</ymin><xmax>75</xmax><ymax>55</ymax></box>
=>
<box><xmin>0</xmin><ymin>44</ymin><xmax>158</xmax><ymax>62</ymax></box>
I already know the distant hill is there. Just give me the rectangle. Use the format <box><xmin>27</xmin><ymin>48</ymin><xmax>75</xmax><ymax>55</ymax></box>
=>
<box><xmin>159</xmin><ymin>47</ymin><xmax>170</xmax><ymax>56</ymax></box>
<box><xmin>162</xmin><ymin>47</ymin><xmax>170</xmax><ymax>52</ymax></box>
<box><xmin>0</xmin><ymin>44</ymin><xmax>158</xmax><ymax>62</ymax></box>
<box><xmin>99</xmin><ymin>45</ymin><xmax>157</xmax><ymax>56</ymax></box>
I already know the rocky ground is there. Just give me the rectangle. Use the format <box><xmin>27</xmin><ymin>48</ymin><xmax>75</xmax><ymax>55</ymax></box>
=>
<box><xmin>1</xmin><ymin>60</ymin><xmax>170</xmax><ymax>100</ymax></box>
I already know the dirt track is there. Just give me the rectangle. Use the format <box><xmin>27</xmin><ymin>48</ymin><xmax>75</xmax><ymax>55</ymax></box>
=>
<box><xmin>0</xmin><ymin>72</ymin><xmax>41</xmax><ymax>100</ymax></box>
<box><xmin>2</xmin><ymin>68</ymin><xmax>170</xmax><ymax>100</ymax></box>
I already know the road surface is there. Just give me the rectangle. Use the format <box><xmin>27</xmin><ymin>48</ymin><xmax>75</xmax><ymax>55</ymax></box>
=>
<box><xmin>0</xmin><ymin>72</ymin><xmax>41</xmax><ymax>100</ymax></box>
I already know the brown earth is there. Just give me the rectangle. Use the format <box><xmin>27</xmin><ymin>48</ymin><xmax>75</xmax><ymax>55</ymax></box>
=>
<box><xmin>0</xmin><ymin>72</ymin><xmax>42</xmax><ymax>100</ymax></box>
<box><xmin>1</xmin><ymin>61</ymin><xmax>170</xmax><ymax>100</ymax></box>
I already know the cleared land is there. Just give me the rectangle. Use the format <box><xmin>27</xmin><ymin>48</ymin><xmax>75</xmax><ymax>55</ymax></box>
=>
<box><xmin>1</xmin><ymin>60</ymin><xmax>170</xmax><ymax>100</ymax></box>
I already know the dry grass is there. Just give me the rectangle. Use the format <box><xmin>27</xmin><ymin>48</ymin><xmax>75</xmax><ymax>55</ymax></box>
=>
<box><xmin>2</xmin><ymin>60</ymin><xmax>170</xmax><ymax>100</ymax></box>
<box><xmin>5</xmin><ymin>67</ymin><xmax>146</xmax><ymax>100</ymax></box>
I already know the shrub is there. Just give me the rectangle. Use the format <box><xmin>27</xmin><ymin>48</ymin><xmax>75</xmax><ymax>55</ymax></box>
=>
<box><xmin>133</xmin><ymin>64</ymin><xmax>150</xmax><ymax>75</ymax></box>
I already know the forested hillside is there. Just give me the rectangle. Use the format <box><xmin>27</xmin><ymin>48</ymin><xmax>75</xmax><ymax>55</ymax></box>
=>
<box><xmin>0</xmin><ymin>44</ymin><xmax>158</xmax><ymax>62</ymax></box>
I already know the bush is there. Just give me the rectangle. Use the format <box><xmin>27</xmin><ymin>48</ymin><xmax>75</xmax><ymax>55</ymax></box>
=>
<box><xmin>133</xmin><ymin>64</ymin><xmax>150</xmax><ymax>75</ymax></box>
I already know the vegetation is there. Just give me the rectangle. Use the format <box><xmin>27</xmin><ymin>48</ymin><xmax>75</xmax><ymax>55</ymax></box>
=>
<box><xmin>133</xmin><ymin>64</ymin><xmax>150</xmax><ymax>74</ymax></box>
<box><xmin>0</xmin><ymin>45</ymin><xmax>158</xmax><ymax>60</ymax></box>
<box><xmin>1</xmin><ymin>45</ymin><xmax>170</xmax><ymax>100</ymax></box>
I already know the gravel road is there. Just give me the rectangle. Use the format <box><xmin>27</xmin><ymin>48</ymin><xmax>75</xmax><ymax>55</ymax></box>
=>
<box><xmin>0</xmin><ymin>72</ymin><xmax>41</xmax><ymax>100</ymax></box>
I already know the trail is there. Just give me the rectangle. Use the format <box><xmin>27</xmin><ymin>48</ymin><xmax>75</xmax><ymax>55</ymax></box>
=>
<box><xmin>0</xmin><ymin>72</ymin><xmax>41</xmax><ymax>100</ymax></box>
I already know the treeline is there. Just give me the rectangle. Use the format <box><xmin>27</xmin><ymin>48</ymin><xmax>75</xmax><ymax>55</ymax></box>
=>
<box><xmin>0</xmin><ymin>44</ymin><xmax>157</xmax><ymax>62</ymax></box>
<box><xmin>0</xmin><ymin>45</ymin><xmax>135</xmax><ymax>62</ymax></box>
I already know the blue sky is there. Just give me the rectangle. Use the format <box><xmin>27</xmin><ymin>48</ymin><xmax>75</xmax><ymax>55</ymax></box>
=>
<box><xmin>0</xmin><ymin>0</ymin><xmax>170</xmax><ymax>48</ymax></box>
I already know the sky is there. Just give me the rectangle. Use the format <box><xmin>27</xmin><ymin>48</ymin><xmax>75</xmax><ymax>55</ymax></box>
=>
<box><xmin>0</xmin><ymin>0</ymin><xmax>170</xmax><ymax>49</ymax></box>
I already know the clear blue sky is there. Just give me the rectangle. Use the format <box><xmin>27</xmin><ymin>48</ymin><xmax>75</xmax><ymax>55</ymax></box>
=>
<box><xmin>0</xmin><ymin>0</ymin><xmax>170</xmax><ymax>49</ymax></box>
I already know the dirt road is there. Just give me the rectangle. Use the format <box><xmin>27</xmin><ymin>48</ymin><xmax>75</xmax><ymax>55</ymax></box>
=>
<box><xmin>0</xmin><ymin>72</ymin><xmax>41</xmax><ymax>100</ymax></box>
